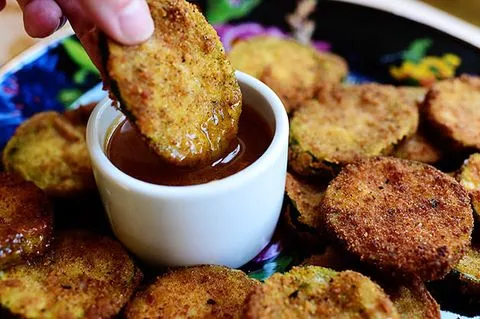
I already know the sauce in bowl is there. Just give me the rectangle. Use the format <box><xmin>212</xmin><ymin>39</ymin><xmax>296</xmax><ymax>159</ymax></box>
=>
<box><xmin>107</xmin><ymin>105</ymin><xmax>273</xmax><ymax>186</ymax></box>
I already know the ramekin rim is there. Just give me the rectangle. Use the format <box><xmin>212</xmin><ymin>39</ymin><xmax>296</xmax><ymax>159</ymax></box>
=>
<box><xmin>86</xmin><ymin>71</ymin><xmax>289</xmax><ymax>198</ymax></box>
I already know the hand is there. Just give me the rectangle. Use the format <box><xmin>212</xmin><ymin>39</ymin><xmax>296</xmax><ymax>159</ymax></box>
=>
<box><xmin>2</xmin><ymin>0</ymin><xmax>154</xmax><ymax>45</ymax></box>
<box><xmin>1</xmin><ymin>0</ymin><xmax>155</xmax><ymax>74</ymax></box>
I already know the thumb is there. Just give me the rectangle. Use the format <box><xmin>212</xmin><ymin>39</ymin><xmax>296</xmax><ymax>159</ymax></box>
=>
<box><xmin>79</xmin><ymin>0</ymin><xmax>154</xmax><ymax>45</ymax></box>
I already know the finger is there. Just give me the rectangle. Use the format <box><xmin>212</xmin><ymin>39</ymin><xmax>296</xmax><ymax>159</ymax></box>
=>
<box><xmin>78</xmin><ymin>27</ymin><xmax>109</xmax><ymax>81</ymax></box>
<box><xmin>55</xmin><ymin>0</ymin><xmax>104</xmax><ymax>73</ymax></box>
<box><xmin>79</xmin><ymin>0</ymin><xmax>154</xmax><ymax>45</ymax></box>
<box><xmin>0</xmin><ymin>0</ymin><xmax>6</xmax><ymax>11</ymax></box>
<box><xmin>18</xmin><ymin>0</ymin><xmax>63</xmax><ymax>38</ymax></box>
<box><xmin>55</xmin><ymin>0</ymin><xmax>94</xmax><ymax>39</ymax></box>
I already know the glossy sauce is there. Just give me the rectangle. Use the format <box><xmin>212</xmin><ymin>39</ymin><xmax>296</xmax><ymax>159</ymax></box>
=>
<box><xmin>107</xmin><ymin>106</ymin><xmax>273</xmax><ymax>186</ymax></box>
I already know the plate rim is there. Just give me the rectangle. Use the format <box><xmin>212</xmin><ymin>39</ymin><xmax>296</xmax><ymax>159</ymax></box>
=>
<box><xmin>334</xmin><ymin>0</ymin><xmax>480</xmax><ymax>48</ymax></box>
<box><xmin>0</xmin><ymin>27</ymin><xmax>74</xmax><ymax>79</ymax></box>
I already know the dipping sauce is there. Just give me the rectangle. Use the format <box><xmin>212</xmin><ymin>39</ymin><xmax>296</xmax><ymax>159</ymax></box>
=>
<box><xmin>107</xmin><ymin>105</ymin><xmax>273</xmax><ymax>186</ymax></box>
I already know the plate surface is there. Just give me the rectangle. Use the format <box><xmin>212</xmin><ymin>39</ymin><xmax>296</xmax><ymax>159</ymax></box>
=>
<box><xmin>0</xmin><ymin>0</ymin><xmax>479</xmax><ymax>317</ymax></box>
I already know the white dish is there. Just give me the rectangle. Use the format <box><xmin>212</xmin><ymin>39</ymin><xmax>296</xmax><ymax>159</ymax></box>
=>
<box><xmin>86</xmin><ymin>71</ymin><xmax>289</xmax><ymax>267</ymax></box>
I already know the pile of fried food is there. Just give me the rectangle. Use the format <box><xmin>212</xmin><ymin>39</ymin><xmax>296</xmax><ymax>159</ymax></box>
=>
<box><xmin>1</xmin><ymin>3</ymin><xmax>480</xmax><ymax>319</ymax></box>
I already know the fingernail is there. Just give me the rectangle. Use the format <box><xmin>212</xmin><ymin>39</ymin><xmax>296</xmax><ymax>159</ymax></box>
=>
<box><xmin>56</xmin><ymin>15</ymin><xmax>67</xmax><ymax>31</ymax></box>
<box><xmin>118</xmin><ymin>0</ymin><xmax>154</xmax><ymax>45</ymax></box>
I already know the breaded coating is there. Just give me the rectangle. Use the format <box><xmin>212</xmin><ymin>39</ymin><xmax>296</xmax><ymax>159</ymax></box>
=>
<box><xmin>398</xmin><ymin>86</ymin><xmax>428</xmax><ymax>109</ymax></box>
<box><xmin>0</xmin><ymin>173</ymin><xmax>53</xmax><ymax>270</ymax></box>
<box><xmin>452</xmin><ymin>245</ymin><xmax>480</xmax><ymax>295</ymax></box>
<box><xmin>283</xmin><ymin>173</ymin><xmax>327</xmax><ymax>246</ymax></box>
<box><xmin>301</xmin><ymin>246</ymin><xmax>356</xmax><ymax>270</ymax></box>
<box><xmin>245</xmin><ymin>266</ymin><xmax>399</xmax><ymax>319</ymax></box>
<box><xmin>322</xmin><ymin>157</ymin><xmax>473</xmax><ymax>281</ymax></box>
<box><xmin>424</xmin><ymin>75</ymin><xmax>480</xmax><ymax>150</ymax></box>
<box><xmin>394</xmin><ymin>86</ymin><xmax>442</xmax><ymax>163</ymax></box>
<box><xmin>285</xmin><ymin>173</ymin><xmax>326</xmax><ymax>228</ymax></box>
<box><xmin>393</xmin><ymin>131</ymin><xmax>443</xmax><ymax>164</ymax></box>
<box><xmin>383</xmin><ymin>280</ymin><xmax>440</xmax><ymax>319</ymax></box>
<box><xmin>458</xmin><ymin>153</ymin><xmax>480</xmax><ymax>220</ymax></box>
<box><xmin>0</xmin><ymin>231</ymin><xmax>142</xmax><ymax>318</ymax></box>
<box><xmin>303</xmin><ymin>248</ymin><xmax>440</xmax><ymax>318</ymax></box>
<box><xmin>125</xmin><ymin>265</ymin><xmax>259</xmax><ymax>319</ymax></box>
<box><xmin>104</xmin><ymin>0</ymin><xmax>242</xmax><ymax>167</ymax></box>
<box><xmin>229</xmin><ymin>36</ymin><xmax>348</xmax><ymax>112</ymax></box>
<box><xmin>289</xmin><ymin>84</ymin><xmax>419</xmax><ymax>176</ymax></box>
<box><xmin>3</xmin><ymin>112</ymin><xmax>95</xmax><ymax>197</ymax></box>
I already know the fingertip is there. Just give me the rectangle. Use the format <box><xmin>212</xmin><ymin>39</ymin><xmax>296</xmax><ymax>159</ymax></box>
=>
<box><xmin>23</xmin><ymin>0</ymin><xmax>63</xmax><ymax>38</ymax></box>
<box><xmin>81</xmin><ymin>0</ymin><xmax>154</xmax><ymax>46</ymax></box>
<box><xmin>117</xmin><ymin>0</ymin><xmax>154</xmax><ymax>45</ymax></box>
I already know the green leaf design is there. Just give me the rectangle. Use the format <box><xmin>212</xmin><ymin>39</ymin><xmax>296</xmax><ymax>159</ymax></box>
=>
<box><xmin>248</xmin><ymin>255</ymin><xmax>294</xmax><ymax>282</ymax></box>
<box><xmin>58</xmin><ymin>89</ymin><xmax>83</xmax><ymax>108</ymax></box>
<box><xmin>402</xmin><ymin>38</ymin><xmax>433</xmax><ymax>63</ymax></box>
<box><xmin>73</xmin><ymin>69</ymin><xmax>90</xmax><ymax>85</ymax></box>
<box><xmin>206</xmin><ymin>0</ymin><xmax>261</xmax><ymax>24</ymax></box>
<box><xmin>63</xmin><ymin>37</ymin><xmax>99</xmax><ymax>75</ymax></box>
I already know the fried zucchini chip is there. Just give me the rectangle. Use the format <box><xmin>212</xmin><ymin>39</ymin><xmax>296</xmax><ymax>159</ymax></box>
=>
<box><xmin>322</xmin><ymin>157</ymin><xmax>473</xmax><ymax>281</ymax></box>
<box><xmin>229</xmin><ymin>36</ymin><xmax>348</xmax><ymax>112</ymax></box>
<box><xmin>245</xmin><ymin>266</ymin><xmax>399</xmax><ymax>318</ymax></box>
<box><xmin>0</xmin><ymin>231</ymin><xmax>142</xmax><ymax>318</ymax></box>
<box><xmin>393</xmin><ymin>131</ymin><xmax>443</xmax><ymax>164</ymax></box>
<box><xmin>283</xmin><ymin>173</ymin><xmax>327</xmax><ymax>247</ymax></box>
<box><xmin>3</xmin><ymin>112</ymin><xmax>95</xmax><ymax>197</ymax></box>
<box><xmin>452</xmin><ymin>245</ymin><xmax>480</xmax><ymax>295</ymax></box>
<box><xmin>289</xmin><ymin>84</ymin><xmax>418</xmax><ymax>176</ymax></box>
<box><xmin>125</xmin><ymin>265</ymin><xmax>259</xmax><ymax>319</ymax></box>
<box><xmin>394</xmin><ymin>87</ymin><xmax>443</xmax><ymax>164</ymax></box>
<box><xmin>383</xmin><ymin>280</ymin><xmax>440</xmax><ymax>319</ymax></box>
<box><xmin>303</xmin><ymin>249</ymin><xmax>440</xmax><ymax>319</ymax></box>
<box><xmin>398</xmin><ymin>86</ymin><xmax>428</xmax><ymax>108</ymax></box>
<box><xmin>104</xmin><ymin>0</ymin><xmax>242</xmax><ymax>167</ymax></box>
<box><xmin>458</xmin><ymin>153</ymin><xmax>480</xmax><ymax>220</ymax></box>
<box><xmin>0</xmin><ymin>173</ymin><xmax>53</xmax><ymax>270</ymax></box>
<box><xmin>424</xmin><ymin>75</ymin><xmax>480</xmax><ymax>150</ymax></box>
<box><xmin>301</xmin><ymin>246</ymin><xmax>356</xmax><ymax>270</ymax></box>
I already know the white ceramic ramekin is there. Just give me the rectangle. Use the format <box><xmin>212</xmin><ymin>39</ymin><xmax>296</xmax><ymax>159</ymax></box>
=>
<box><xmin>86</xmin><ymin>71</ymin><xmax>289</xmax><ymax>268</ymax></box>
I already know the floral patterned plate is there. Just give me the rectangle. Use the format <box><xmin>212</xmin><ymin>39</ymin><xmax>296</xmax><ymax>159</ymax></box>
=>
<box><xmin>0</xmin><ymin>0</ymin><xmax>479</xmax><ymax>317</ymax></box>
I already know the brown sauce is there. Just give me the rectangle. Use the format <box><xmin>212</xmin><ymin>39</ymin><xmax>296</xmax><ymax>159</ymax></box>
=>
<box><xmin>107</xmin><ymin>105</ymin><xmax>273</xmax><ymax>186</ymax></box>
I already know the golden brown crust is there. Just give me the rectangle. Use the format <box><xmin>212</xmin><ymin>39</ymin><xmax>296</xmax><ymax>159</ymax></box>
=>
<box><xmin>289</xmin><ymin>84</ymin><xmax>419</xmax><ymax>176</ymax></box>
<box><xmin>394</xmin><ymin>86</ymin><xmax>443</xmax><ymax>164</ymax></box>
<box><xmin>302</xmin><ymin>248</ymin><xmax>440</xmax><ymax>319</ymax></box>
<box><xmin>2</xmin><ymin>112</ymin><xmax>95</xmax><ymax>197</ymax></box>
<box><xmin>0</xmin><ymin>231</ymin><xmax>142</xmax><ymax>318</ymax></box>
<box><xmin>397</xmin><ymin>87</ymin><xmax>428</xmax><ymax>109</ymax></box>
<box><xmin>245</xmin><ymin>266</ymin><xmax>399</xmax><ymax>319</ymax></box>
<box><xmin>452</xmin><ymin>245</ymin><xmax>480</xmax><ymax>294</ymax></box>
<box><xmin>393</xmin><ymin>131</ymin><xmax>443</xmax><ymax>164</ymax></box>
<box><xmin>424</xmin><ymin>75</ymin><xmax>480</xmax><ymax>150</ymax></box>
<box><xmin>229</xmin><ymin>36</ymin><xmax>348</xmax><ymax>113</ymax></box>
<box><xmin>0</xmin><ymin>173</ymin><xmax>53</xmax><ymax>270</ymax></box>
<box><xmin>383</xmin><ymin>279</ymin><xmax>440</xmax><ymax>319</ymax></box>
<box><xmin>105</xmin><ymin>0</ymin><xmax>241</xmax><ymax>167</ymax></box>
<box><xmin>282</xmin><ymin>173</ymin><xmax>331</xmax><ymax>249</ymax></box>
<box><xmin>285</xmin><ymin>173</ymin><xmax>327</xmax><ymax>233</ymax></box>
<box><xmin>301</xmin><ymin>246</ymin><xmax>357</xmax><ymax>270</ymax></box>
<box><xmin>322</xmin><ymin>157</ymin><xmax>473</xmax><ymax>281</ymax></box>
<box><xmin>457</xmin><ymin>153</ymin><xmax>480</xmax><ymax>220</ymax></box>
<box><xmin>125</xmin><ymin>265</ymin><xmax>259</xmax><ymax>318</ymax></box>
